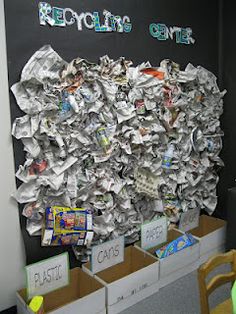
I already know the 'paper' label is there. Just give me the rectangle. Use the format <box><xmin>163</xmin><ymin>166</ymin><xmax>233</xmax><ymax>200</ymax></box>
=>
<box><xmin>141</xmin><ymin>217</ymin><xmax>168</xmax><ymax>250</ymax></box>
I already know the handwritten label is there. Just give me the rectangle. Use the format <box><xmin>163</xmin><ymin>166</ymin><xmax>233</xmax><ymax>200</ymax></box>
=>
<box><xmin>25</xmin><ymin>253</ymin><xmax>69</xmax><ymax>300</ymax></box>
<box><xmin>116</xmin><ymin>283</ymin><xmax>148</xmax><ymax>304</ymax></box>
<box><xmin>141</xmin><ymin>217</ymin><xmax>168</xmax><ymax>250</ymax></box>
<box><xmin>179</xmin><ymin>208</ymin><xmax>200</xmax><ymax>232</ymax></box>
<box><xmin>91</xmin><ymin>237</ymin><xmax>124</xmax><ymax>274</ymax></box>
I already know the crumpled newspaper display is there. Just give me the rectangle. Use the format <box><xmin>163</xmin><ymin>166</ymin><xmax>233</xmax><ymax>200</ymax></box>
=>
<box><xmin>11</xmin><ymin>45</ymin><xmax>225</xmax><ymax>252</ymax></box>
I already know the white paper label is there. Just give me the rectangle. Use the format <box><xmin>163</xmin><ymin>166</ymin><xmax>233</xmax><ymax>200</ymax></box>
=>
<box><xmin>141</xmin><ymin>217</ymin><xmax>168</xmax><ymax>250</ymax></box>
<box><xmin>87</xmin><ymin>214</ymin><xmax>93</xmax><ymax>230</ymax></box>
<box><xmin>91</xmin><ymin>236</ymin><xmax>124</xmax><ymax>273</ymax></box>
<box><xmin>42</xmin><ymin>229</ymin><xmax>53</xmax><ymax>245</ymax></box>
<box><xmin>25</xmin><ymin>252</ymin><xmax>69</xmax><ymax>300</ymax></box>
<box><xmin>179</xmin><ymin>208</ymin><xmax>200</xmax><ymax>232</ymax></box>
<box><xmin>85</xmin><ymin>231</ymin><xmax>94</xmax><ymax>246</ymax></box>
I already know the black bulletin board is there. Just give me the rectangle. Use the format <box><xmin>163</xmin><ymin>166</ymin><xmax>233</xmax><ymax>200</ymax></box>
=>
<box><xmin>4</xmin><ymin>0</ymin><xmax>220</xmax><ymax>267</ymax></box>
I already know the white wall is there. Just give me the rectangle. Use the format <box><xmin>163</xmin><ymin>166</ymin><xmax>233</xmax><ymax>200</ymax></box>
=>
<box><xmin>0</xmin><ymin>1</ymin><xmax>26</xmax><ymax>311</ymax></box>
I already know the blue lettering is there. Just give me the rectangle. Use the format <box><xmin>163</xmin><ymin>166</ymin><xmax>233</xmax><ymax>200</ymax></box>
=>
<box><xmin>93</xmin><ymin>12</ymin><xmax>109</xmax><ymax>32</ymax></box>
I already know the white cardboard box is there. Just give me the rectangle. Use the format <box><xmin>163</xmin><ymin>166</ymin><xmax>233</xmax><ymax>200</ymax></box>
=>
<box><xmin>83</xmin><ymin>246</ymin><xmax>159</xmax><ymax>314</ymax></box>
<box><xmin>189</xmin><ymin>215</ymin><xmax>226</xmax><ymax>266</ymax></box>
<box><xmin>198</xmin><ymin>244</ymin><xmax>225</xmax><ymax>266</ymax></box>
<box><xmin>135</xmin><ymin>229</ymin><xmax>200</xmax><ymax>289</ymax></box>
<box><xmin>17</xmin><ymin>267</ymin><xmax>106</xmax><ymax>314</ymax></box>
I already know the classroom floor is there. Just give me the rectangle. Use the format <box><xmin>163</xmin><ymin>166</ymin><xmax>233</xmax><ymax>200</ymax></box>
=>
<box><xmin>121</xmin><ymin>265</ymin><xmax>231</xmax><ymax>314</ymax></box>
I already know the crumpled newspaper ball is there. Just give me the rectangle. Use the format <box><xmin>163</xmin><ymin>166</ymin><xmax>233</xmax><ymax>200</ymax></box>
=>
<box><xmin>11</xmin><ymin>45</ymin><xmax>225</xmax><ymax>248</ymax></box>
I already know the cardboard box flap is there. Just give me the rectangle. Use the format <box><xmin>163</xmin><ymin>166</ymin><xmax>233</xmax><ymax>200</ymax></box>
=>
<box><xmin>92</xmin><ymin>246</ymin><xmax>157</xmax><ymax>284</ymax></box>
<box><xmin>190</xmin><ymin>215</ymin><xmax>226</xmax><ymax>238</ymax></box>
<box><xmin>18</xmin><ymin>268</ymin><xmax>104</xmax><ymax>312</ymax></box>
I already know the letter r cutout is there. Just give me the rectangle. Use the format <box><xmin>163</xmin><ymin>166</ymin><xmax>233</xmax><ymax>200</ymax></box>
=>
<box><xmin>39</xmin><ymin>2</ymin><xmax>55</xmax><ymax>26</ymax></box>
